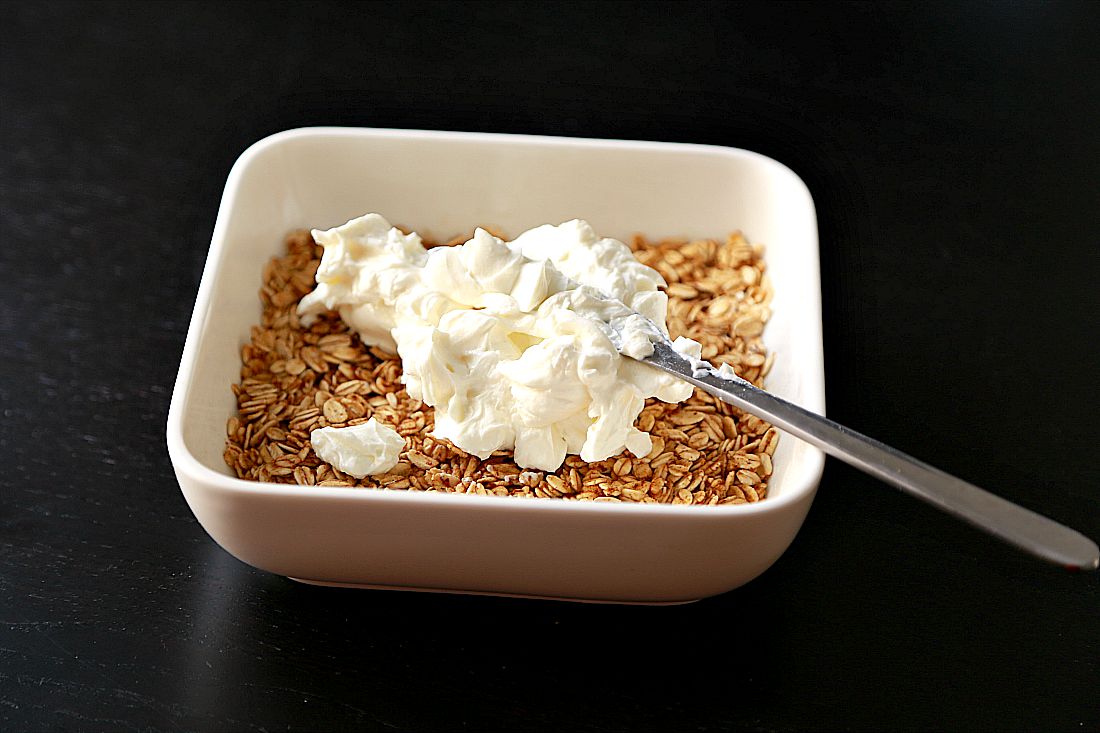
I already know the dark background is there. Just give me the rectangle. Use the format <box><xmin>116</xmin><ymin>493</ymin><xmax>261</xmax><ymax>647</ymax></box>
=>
<box><xmin>2</xmin><ymin>1</ymin><xmax>1098</xmax><ymax>731</ymax></box>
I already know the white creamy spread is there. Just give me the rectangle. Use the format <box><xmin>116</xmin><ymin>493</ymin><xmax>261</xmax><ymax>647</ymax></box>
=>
<box><xmin>713</xmin><ymin>362</ymin><xmax>743</xmax><ymax>381</ymax></box>
<box><xmin>310</xmin><ymin>418</ymin><xmax>405</xmax><ymax>478</ymax></box>
<box><xmin>714</xmin><ymin>362</ymin><xmax>736</xmax><ymax>379</ymax></box>
<box><xmin>299</xmin><ymin>214</ymin><xmax>701</xmax><ymax>472</ymax></box>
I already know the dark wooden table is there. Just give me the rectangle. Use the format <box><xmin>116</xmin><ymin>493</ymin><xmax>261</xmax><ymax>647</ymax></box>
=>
<box><xmin>3</xmin><ymin>2</ymin><xmax>1098</xmax><ymax>731</ymax></box>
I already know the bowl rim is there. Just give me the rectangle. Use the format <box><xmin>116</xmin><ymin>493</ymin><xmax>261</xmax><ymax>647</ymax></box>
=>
<box><xmin>166</xmin><ymin>126</ymin><xmax>826</xmax><ymax>518</ymax></box>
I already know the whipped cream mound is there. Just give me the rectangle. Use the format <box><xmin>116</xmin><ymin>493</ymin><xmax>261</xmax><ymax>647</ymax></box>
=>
<box><xmin>310</xmin><ymin>417</ymin><xmax>405</xmax><ymax>478</ymax></box>
<box><xmin>299</xmin><ymin>214</ymin><xmax>702</xmax><ymax>472</ymax></box>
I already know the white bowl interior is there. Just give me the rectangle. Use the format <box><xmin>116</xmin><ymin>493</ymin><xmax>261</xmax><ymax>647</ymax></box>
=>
<box><xmin>180</xmin><ymin>129</ymin><xmax>823</xmax><ymax>501</ymax></box>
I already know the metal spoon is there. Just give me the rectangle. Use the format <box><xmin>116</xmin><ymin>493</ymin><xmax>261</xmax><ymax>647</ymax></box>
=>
<box><xmin>633</xmin><ymin>338</ymin><xmax>1099</xmax><ymax>571</ymax></box>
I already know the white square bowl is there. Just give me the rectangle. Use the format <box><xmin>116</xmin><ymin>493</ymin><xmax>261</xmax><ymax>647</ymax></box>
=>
<box><xmin>166</xmin><ymin>127</ymin><xmax>825</xmax><ymax>604</ymax></box>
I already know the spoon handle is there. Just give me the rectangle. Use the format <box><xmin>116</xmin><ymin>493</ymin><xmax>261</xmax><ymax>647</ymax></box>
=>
<box><xmin>641</xmin><ymin>341</ymin><xmax>1099</xmax><ymax>570</ymax></box>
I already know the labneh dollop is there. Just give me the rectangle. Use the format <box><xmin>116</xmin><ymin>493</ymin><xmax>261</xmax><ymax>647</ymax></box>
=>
<box><xmin>310</xmin><ymin>417</ymin><xmax>405</xmax><ymax>478</ymax></box>
<box><xmin>299</xmin><ymin>214</ymin><xmax>700</xmax><ymax>472</ymax></box>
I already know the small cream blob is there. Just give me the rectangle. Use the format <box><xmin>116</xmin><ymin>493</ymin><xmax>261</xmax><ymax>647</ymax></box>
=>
<box><xmin>714</xmin><ymin>362</ymin><xmax>741</xmax><ymax>380</ymax></box>
<box><xmin>310</xmin><ymin>417</ymin><xmax>405</xmax><ymax>478</ymax></box>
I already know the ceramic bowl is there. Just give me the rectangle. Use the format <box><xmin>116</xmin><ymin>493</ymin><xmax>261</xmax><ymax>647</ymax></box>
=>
<box><xmin>167</xmin><ymin>127</ymin><xmax>825</xmax><ymax>603</ymax></box>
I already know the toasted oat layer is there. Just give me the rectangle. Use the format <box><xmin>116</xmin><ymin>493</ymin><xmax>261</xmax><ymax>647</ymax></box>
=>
<box><xmin>224</xmin><ymin>229</ymin><xmax>778</xmax><ymax>504</ymax></box>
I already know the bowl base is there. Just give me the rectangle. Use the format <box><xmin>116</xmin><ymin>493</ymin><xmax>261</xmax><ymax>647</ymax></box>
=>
<box><xmin>287</xmin><ymin>576</ymin><xmax>701</xmax><ymax>606</ymax></box>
